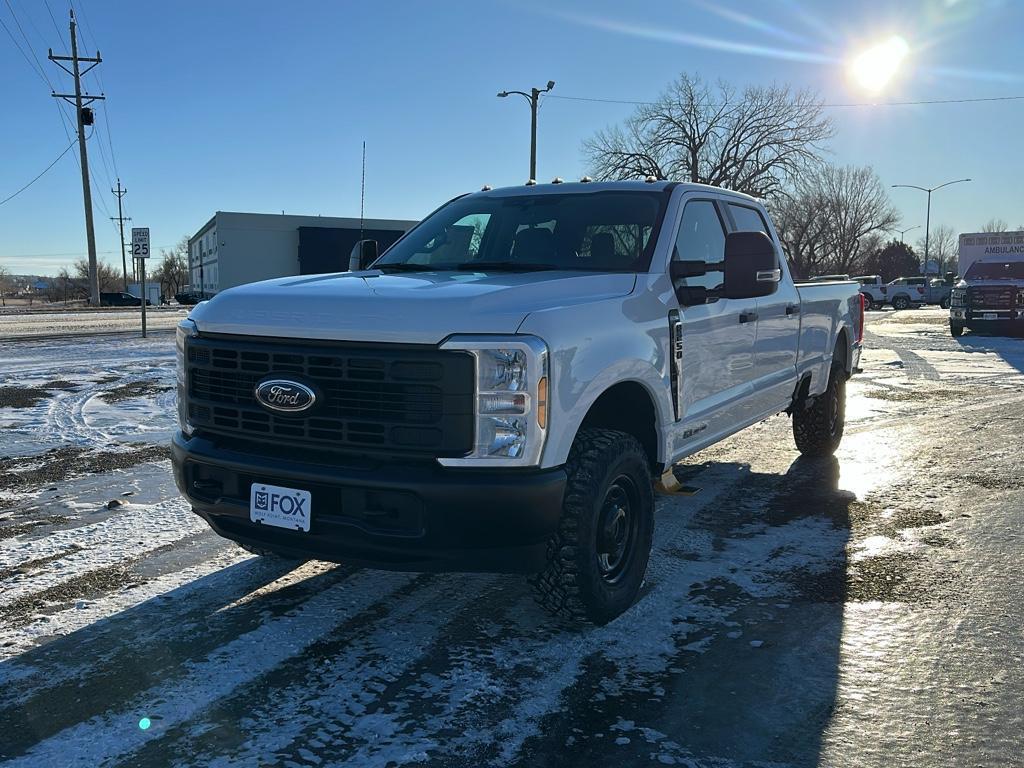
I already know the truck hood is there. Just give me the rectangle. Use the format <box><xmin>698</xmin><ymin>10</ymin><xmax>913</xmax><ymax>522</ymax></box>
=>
<box><xmin>189</xmin><ymin>270</ymin><xmax>637</xmax><ymax>344</ymax></box>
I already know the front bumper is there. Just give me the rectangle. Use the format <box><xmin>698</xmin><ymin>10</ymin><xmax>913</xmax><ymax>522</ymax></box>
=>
<box><xmin>950</xmin><ymin>308</ymin><xmax>1024</xmax><ymax>323</ymax></box>
<box><xmin>171</xmin><ymin>433</ymin><xmax>566</xmax><ymax>573</ymax></box>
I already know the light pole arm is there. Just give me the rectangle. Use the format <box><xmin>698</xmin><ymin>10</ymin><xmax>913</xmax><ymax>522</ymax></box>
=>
<box><xmin>932</xmin><ymin>178</ymin><xmax>971</xmax><ymax>192</ymax></box>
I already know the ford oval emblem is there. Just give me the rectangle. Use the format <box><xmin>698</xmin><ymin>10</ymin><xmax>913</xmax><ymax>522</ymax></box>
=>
<box><xmin>254</xmin><ymin>379</ymin><xmax>316</xmax><ymax>414</ymax></box>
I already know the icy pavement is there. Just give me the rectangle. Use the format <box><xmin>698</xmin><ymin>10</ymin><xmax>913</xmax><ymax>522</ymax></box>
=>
<box><xmin>0</xmin><ymin>312</ymin><xmax>1022</xmax><ymax>767</ymax></box>
<box><xmin>0</xmin><ymin>308</ymin><xmax>188</xmax><ymax>340</ymax></box>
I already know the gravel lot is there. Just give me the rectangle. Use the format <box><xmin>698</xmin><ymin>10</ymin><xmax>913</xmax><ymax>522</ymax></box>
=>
<box><xmin>0</xmin><ymin>307</ymin><xmax>1022</xmax><ymax>767</ymax></box>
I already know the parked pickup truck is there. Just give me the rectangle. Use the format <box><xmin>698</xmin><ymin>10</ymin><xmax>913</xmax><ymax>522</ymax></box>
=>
<box><xmin>852</xmin><ymin>275</ymin><xmax>888</xmax><ymax>310</ymax></box>
<box><xmin>949</xmin><ymin>255</ymin><xmax>1024</xmax><ymax>337</ymax></box>
<box><xmin>172</xmin><ymin>181</ymin><xmax>863</xmax><ymax>624</ymax></box>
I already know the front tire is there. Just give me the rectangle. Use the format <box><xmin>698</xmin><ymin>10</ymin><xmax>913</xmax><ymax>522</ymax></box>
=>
<box><xmin>531</xmin><ymin>429</ymin><xmax>654</xmax><ymax>625</ymax></box>
<box><xmin>793</xmin><ymin>365</ymin><xmax>846</xmax><ymax>457</ymax></box>
<box><xmin>940</xmin><ymin>297</ymin><xmax>951</xmax><ymax>310</ymax></box>
<box><xmin>950</xmin><ymin>321</ymin><xmax>965</xmax><ymax>337</ymax></box>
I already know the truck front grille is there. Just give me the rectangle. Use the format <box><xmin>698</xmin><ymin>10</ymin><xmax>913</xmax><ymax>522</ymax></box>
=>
<box><xmin>185</xmin><ymin>336</ymin><xmax>474</xmax><ymax>460</ymax></box>
<box><xmin>968</xmin><ymin>286</ymin><xmax>1015</xmax><ymax>309</ymax></box>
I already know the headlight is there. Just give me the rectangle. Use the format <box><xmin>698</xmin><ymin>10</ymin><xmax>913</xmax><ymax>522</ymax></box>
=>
<box><xmin>950</xmin><ymin>289</ymin><xmax>967</xmax><ymax>307</ymax></box>
<box><xmin>176</xmin><ymin>319</ymin><xmax>199</xmax><ymax>436</ymax></box>
<box><xmin>1017</xmin><ymin>289</ymin><xmax>1024</xmax><ymax>306</ymax></box>
<box><xmin>438</xmin><ymin>336</ymin><xmax>548</xmax><ymax>467</ymax></box>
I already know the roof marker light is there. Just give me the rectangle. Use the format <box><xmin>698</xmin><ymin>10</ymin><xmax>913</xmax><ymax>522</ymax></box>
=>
<box><xmin>525</xmin><ymin>179</ymin><xmax>537</xmax><ymax>186</ymax></box>
<box><xmin>645</xmin><ymin>175</ymin><xmax>658</xmax><ymax>183</ymax></box>
<box><xmin>551</xmin><ymin>177</ymin><xmax>563</xmax><ymax>184</ymax></box>
<box><xmin>580</xmin><ymin>176</ymin><xmax>593</xmax><ymax>183</ymax></box>
<box><xmin>481</xmin><ymin>184</ymin><xmax>492</xmax><ymax>191</ymax></box>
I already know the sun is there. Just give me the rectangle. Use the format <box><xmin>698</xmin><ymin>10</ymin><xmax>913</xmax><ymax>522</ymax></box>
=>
<box><xmin>848</xmin><ymin>36</ymin><xmax>910</xmax><ymax>94</ymax></box>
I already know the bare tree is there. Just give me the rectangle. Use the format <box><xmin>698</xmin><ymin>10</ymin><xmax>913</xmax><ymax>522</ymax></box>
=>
<box><xmin>0</xmin><ymin>265</ymin><xmax>9</xmax><ymax>307</ymax></box>
<box><xmin>981</xmin><ymin>218</ymin><xmax>1009</xmax><ymax>233</ymax></box>
<box><xmin>73</xmin><ymin>258</ymin><xmax>121</xmax><ymax>293</ymax></box>
<box><xmin>772</xmin><ymin>164</ymin><xmax>899</xmax><ymax>278</ymax></box>
<box><xmin>155</xmin><ymin>237</ymin><xmax>189</xmax><ymax>299</ymax></box>
<box><xmin>917</xmin><ymin>225</ymin><xmax>957</xmax><ymax>275</ymax></box>
<box><xmin>584</xmin><ymin>73</ymin><xmax>834</xmax><ymax>198</ymax></box>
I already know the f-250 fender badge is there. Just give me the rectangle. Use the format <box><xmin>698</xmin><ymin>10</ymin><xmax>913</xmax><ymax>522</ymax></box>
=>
<box><xmin>682</xmin><ymin>423</ymin><xmax>708</xmax><ymax>440</ymax></box>
<box><xmin>254</xmin><ymin>379</ymin><xmax>317</xmax><ymax>414</ymax></box>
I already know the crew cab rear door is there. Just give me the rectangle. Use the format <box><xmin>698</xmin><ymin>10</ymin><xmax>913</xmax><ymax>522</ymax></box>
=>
<box><xmin>670</xmin><ymin>197</ymin><xmax>759</xmax><ymax>436</ymax></box>
<box><xmin>724</xmin><ymin>202</ymin><xmax>800</xmax><ymax>416</ymax></box>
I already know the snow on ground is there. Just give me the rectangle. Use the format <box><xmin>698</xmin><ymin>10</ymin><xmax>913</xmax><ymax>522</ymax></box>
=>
<box><xmin>0</xmin><ymin>312</ymin><xmax>1022</xmax><ymax>766</ymax></box>
<box><xmin>0</xmin><ymin>308</ymin><xmax>188</xmax><ymax>339</ymax></box>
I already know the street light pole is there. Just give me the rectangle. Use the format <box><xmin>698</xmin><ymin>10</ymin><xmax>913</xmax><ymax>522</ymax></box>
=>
<box><xmin>892</xmin><ymin>179</ymin><xmax>971</xmax><ymax>273</ymax></box>
<box><xmin>892</xmin><ymin>224</ymin><xmax>920</xmax><ymax>243</ymax></box>
<box><xmin>497</xmin><ymin>80</ymin><xmax>555</xmax><ymax>181</ymax></box>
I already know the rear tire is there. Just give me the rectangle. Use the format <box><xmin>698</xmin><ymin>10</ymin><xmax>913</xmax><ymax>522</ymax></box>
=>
<box><xmin>940</xmin><ymin>297</ymin><xmax>951</xmax><ymax>310</ymax></box>
<box><xmin>892</xmin><ymin>295</ymin><xmax>911</xmax><ymax>310</ymax></box>
<box><xmin>793</xmin><ymin>365</ymin><xmax>846</xmax><ymax>457</ymax></box>
<box><xmin>950</xmin><ymin>321</ymin><xmax>965</xmax><ymax>337</ymax></box>
<box><xmin>530</xmin><ymin>428</ymin><xmax>654</xmax><ymax>625</ymax></box>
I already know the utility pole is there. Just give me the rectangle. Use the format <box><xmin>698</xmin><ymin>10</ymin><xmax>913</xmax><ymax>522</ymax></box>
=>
<box><xmin>111</xmin><ymin>180</ymin><xmax>131</xmax><ymax>290</ymax></box>
<box><xmin>48</xmin><ymin>11</ymin><xmax>104</xmax><ymax>305</ymax></box>
<box><xmin>892</xmin><ymin>179</ymin><xmax>971</xmax><ymax>274</ymax></box>
<box><xmin>497</xmin><ymin>81</ymin><xmax>555</xmax><ymax>181</ymax></box>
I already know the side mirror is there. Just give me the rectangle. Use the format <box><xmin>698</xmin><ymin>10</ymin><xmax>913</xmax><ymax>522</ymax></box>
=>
<box><xmin>670</xmin><ymin>260</ymin><xmax>707</xmax><ymax>280</ymax></box>
<box><xmin>348</xmin><ymin>239</ymin><xmax>379</xmax><ymax>271</ymax></box>
<box><xmin>722</xmin><ymin>231</ymin><xmax>780</xmax><ymax>299</ymax></box>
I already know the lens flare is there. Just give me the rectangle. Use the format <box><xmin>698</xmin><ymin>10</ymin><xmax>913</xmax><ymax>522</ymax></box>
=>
<box><xmin>849</xmin><ymin>36</ymin><xmax>910</xmax><ymax>93</ymax></box>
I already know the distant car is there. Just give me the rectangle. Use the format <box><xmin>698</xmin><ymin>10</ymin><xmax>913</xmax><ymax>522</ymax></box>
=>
<box><xmin>926</xmin><ymin>277</ymin><xmax>955</xmax><ymax>309</ymax></box>
<box><xmin>100</xmin><ymin>292</ymin><xmax>151</xmax><ymax>307</ymax></box>
<box><xmin>887</xmin><ymin>277</ymin><xmax>928</xmax><ymax>310</ymax></box>
<box><xmin>852</xmin><ymin>275</ymin><xmax>888</xmax><ymax>310</ymax></box>
<box><xmin>174</xmin><ymin>291</ymin><xmax>203</xmax><ymax>305</ymax></box>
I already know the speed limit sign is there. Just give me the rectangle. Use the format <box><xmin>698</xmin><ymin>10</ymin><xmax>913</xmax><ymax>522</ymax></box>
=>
<box><xmin>131</xmin><ymin>227</ymin><xmax>150</xmax><ymax>259</ymax></box>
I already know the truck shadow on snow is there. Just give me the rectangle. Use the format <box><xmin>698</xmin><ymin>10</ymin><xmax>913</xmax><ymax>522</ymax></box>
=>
<box><xmin>0</xmin><ymin>455</ymin><xmax>855</xmax><ymax>767</ymax></box>
<box><xmin>952</xmin><ymin>332</ymin><xmax>1024</xmax><ymax>375</ymax></box>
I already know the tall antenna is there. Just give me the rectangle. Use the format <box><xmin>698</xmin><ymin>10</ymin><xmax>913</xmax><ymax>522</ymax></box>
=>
<box><xmin>359</xmin><ymin>140</ymin><xmax>366</xmax><ymax>242</ymax></box>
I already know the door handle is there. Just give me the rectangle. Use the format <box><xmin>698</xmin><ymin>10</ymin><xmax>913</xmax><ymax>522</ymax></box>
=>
<box><xmin>785</xmin><ymin>304</ymin><xmax>800</xmax><ymax>316</ymax></box>
<box><xmin>739</xmin><ymin>311</ymin><xmax>758</xmax><ymax>324</ymax></box>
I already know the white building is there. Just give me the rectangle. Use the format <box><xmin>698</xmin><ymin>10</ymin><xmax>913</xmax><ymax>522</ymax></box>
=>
<box><xmin>188</xmin><ymin>211</ymin><xmax>418</xmax><ymax>297</ymax></box>
<box><xmin>958</xmin><ymin>231</ymin><xmax>1024</xmax><ymax>277</ymax></box>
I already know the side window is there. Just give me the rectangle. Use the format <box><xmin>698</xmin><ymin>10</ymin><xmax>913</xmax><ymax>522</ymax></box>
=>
<box><xmin>673</xmin><ymin>200</ymin><xmax>727</xmax><ymax>292</ymax></box>
<box><xmin>728</xmin><ymin>203</ymin><xmax>769</xmax><ymax>234</ymax></box>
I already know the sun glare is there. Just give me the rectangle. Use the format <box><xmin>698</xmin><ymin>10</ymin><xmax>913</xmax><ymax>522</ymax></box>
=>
<box><xmin>848</xmin><ymin>35</ymin><xmax>910</xmax><ymax>93</ymax></box>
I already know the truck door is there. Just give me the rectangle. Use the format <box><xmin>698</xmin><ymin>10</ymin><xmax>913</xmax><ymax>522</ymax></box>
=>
<box><xmin>670</xmin><ymin>198</ymin><xmax>759</xmax><ymax>443</ymax></box>
<box><xmin>725</xmin><ymin>202</ymin><xmax>800</xmax><ymax>417</ymax></box>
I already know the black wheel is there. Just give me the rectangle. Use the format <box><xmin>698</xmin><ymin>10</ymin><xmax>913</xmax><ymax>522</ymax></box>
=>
<box><xmin>870</xmin><ymin>301</ymin><xmax>882</xmax><ymax>311</ymax></box>
<box><xmin>940</xmin><ymin>297</ymin><xmax>951</xmax><ymax>310</ymax></box>
<box><xmin>950</xmin><ymin>321</ymin><xmax>965</xmax><ymax>337</ymax></box>
<box><xmin>793</xmin><ymin>365</ymin><xmax>846</xmax><ymax>457</ymax></box>
<box><xmin>530</xmin><ymin>428</ymin><xmax>654</xmax><ymax>625</ymax></box>
<box><xmin>892</xmin><ymin>295</ymin><xmax>911</xmax><ymax>310</ymax></box>
<box><xmin>237</xmin><ymin>542</ymin><xmax>306</xmax><ymax>561</ymax></box>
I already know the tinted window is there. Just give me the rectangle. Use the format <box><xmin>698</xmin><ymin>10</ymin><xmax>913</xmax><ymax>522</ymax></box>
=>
<box><xmin>673</xmin><ymin>200</ymin><xmax>726</xmax><ymax>292</ymax></box>
<box><xmin>728</xmin><ymin>203</ymin><xmax>768</xmax><ymax>233</ymax></box>
<box><xmin>964</xmin><ymin>260</ymin><xmax>1024</xmax><ymax>280</ymax></box>
<box><xmin>376</xmin><ymin>191</ymin><xmax>667</xmax><ymax>272</ymax></box>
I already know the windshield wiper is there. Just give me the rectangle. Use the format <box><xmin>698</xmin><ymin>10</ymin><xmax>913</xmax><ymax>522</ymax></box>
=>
<box><xmin>456</xmin><ymin>261</ymin><xmax>557</xmax><ymax>272</ymax></box>
<box><xmin>374</xmin><ymin>263</ymin><xmax>454</xmax><ymax>272</ymax></box>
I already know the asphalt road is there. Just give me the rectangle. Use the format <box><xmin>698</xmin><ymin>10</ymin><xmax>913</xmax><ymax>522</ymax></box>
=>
<box><xmin>0</xmin><ymin>307</ymin><xmax>1022</xmax><ymax>767</ymax></box>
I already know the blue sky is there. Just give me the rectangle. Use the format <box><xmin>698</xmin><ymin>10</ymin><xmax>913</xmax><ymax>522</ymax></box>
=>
<box><xmin>2</xmin><ymin>0</ymin><xmax>1022</xmax><ymax>275</ymax></box>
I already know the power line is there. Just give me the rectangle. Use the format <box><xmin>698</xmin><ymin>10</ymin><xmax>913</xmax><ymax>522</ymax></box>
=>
<box><xmin>0</xmin><ymin>8</ymin><xmax>50</xmax><ymax>86</ymax></box>
<box><xmin>547</xmin><ymin>93</ymin><xmax>1024</xmax><ymax>108</ymax></box>
<box><xmin>0</xmin><ymin>137</ymin><xmax>77</xmax><ymax>206</ymax></box>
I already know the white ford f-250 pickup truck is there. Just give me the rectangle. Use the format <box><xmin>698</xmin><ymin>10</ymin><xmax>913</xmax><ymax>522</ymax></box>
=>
<box><xmin>172</xmin><ymin>180</ymin><xmax>863</xmax><ymax>624</ymax></box>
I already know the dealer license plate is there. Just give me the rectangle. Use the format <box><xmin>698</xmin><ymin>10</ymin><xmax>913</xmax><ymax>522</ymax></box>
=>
<box><xmin>250</xmin><ymin>483</ymin><xmax>311</xmax><ymax>532</ymax></box>
<box><xmin>983</xmin><ymin>313</ymin><xmax>998</xmax><ymax>320</ymax></box>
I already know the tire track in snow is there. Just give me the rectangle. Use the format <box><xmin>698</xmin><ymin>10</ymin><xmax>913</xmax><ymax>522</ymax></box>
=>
<box><xmin>1</xmin><ymin>569</ymin><xmax>427</xmax><ymax>767</ymax></box>
<box><xmin>0</xmin><ymin>498</ymin><xmax>204</xmax><ymax>607</ymax></box>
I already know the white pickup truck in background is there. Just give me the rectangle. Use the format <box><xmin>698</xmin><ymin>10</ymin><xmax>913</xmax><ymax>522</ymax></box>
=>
<box><xmin>173</xmin><ymin>180</ymin><xmax>863</xmax><ymax>624</ymax></box>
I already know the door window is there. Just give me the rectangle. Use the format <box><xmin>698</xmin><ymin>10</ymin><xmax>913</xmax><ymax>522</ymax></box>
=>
<box><xmin>728</xmin><ymin>203</ymin><xmax>769</xmax><ymax>234</ymax></box>
<box><xmin>673</xmin><ymin>200</ymin><xmax>727</xmax><ymax>292</ymax></box>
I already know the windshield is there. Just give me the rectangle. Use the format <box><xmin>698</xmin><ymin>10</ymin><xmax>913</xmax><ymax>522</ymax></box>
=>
<box><xmin>964</xmin><ymin>260</ymin><xmax>1024</xmax><ymax>280</ymax></box>
<box><xmin>375</xmin><ymin>191</ymin><xmax>669</xmax><ymax>272</ymax></box>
